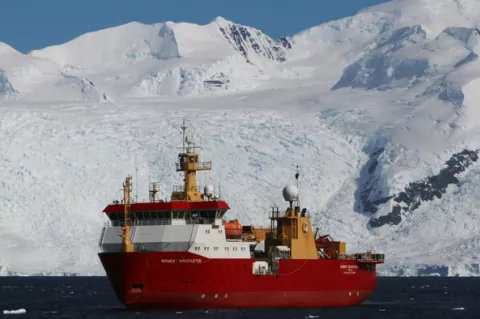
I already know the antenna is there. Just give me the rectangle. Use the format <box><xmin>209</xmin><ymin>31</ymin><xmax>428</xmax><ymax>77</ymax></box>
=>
<box><xmin>295</xmin><ymin>165</ymin><xmax>300</xmax><ymax>208</ymax></box>
<box><xmin>181</xmin><ymin>117</ymin><xmax>187</xmax><ymax>153</ymax></box>
<box><xmin>135</xmin><ymin>156</ymin><xmax>139</xmax><ymax>203</ymax></box>
<box><xmin>219</xmin><ymin>169</ymin><xmax>223</xmax><ymax>200</ymax></box>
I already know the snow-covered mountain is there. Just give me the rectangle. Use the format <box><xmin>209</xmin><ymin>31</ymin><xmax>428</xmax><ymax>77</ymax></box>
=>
<box><xmin>24</xmin><ymin>17</ymin><xmax>292</xmax><ymax>100</ymax></box>
<box><xmin>1</xmin><ymin>0</ymin><xmax>480</xmax><ymax>276</ymax></box>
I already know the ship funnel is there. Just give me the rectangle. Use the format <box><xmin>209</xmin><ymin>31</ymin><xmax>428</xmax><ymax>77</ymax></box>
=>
<box><xmin>282</xmin><ymin>185</ymin><xmax>299</xmax><ymax>202</ymax></box>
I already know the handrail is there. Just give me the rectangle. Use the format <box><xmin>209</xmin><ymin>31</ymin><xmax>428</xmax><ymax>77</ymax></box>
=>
<box><xmin>338</xmin><ymin>252</ymin><xmax>385</xmax><ymax>262</ymax></box>
<box><xmin>104</xmin><ymin>218</ymin><xmax>217</xmax><ymax>227</ymax></box>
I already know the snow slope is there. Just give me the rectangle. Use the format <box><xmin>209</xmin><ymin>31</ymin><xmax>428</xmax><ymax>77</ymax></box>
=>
<box><xmin>0</xmin><ymin>42</ymin><xmax>106</xmax><ymax>102</ymax></box>
<box><xmin>1</xmin><ymin>0</ymin><xmax>480</xmax><ymax>276</ymax></box>
<box><xmin>27</xmin><ymin>18</ymin><xmax>292</xmax><ymax>100</ymax></box>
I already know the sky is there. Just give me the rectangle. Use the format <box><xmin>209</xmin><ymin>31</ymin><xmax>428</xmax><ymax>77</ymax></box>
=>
<box><xmin>0</xmin><ymin>0</ymin><xmax>389</xmax><ymax>53</ymax></box>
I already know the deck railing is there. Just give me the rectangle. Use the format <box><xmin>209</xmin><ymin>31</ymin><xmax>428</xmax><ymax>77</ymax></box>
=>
<box><xmin>339</xmin><ymin>252</ymin><xmax>385</xmax><ymax>263</ymax></box>
<box><xmin>175</xmin><ymin>161</ymin><xmax>212</xmax><ymax>171</ymax></box>
<box><xmin>172</xmin><ymin>186</ymin><xmax>201</xmax><ymax>193</ymax></box>
<box><xmin>104</xmin><ymin>218</ymin><xmax>216</xmax><ymax>227</ymax></box>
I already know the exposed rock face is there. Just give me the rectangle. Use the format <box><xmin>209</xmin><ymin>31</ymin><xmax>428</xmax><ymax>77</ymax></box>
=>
<box><xmin>218</xmin><ymin>23</ymin><xmax>289</xmax><ymax>63</ymax></box>
<box><xmin>362</xmin><ymin>149</ymin><xmax>480</xmax><ymax>228</ymax></box>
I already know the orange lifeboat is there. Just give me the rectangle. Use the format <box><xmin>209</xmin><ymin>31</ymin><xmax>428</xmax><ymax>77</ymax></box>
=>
<box><xmin>223</xmin><ymin>219</ymin><xmax>242</xmax><ymax>239</ymax></box>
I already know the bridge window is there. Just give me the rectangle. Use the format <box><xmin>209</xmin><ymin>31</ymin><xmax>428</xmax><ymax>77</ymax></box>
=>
<box><xmin>173</xmin><ymin>211</ymin><xmax>186</xmax><ymax>219</ymax></box>
<box><xmin>216</xmin><ymin>210</ymin><xmax>226</xmax><ymax>219</ymax></box>
<box><xmin>186</xmin><ymin>210</ymin><xmax>217</xmax><ymax>223</ymax></box>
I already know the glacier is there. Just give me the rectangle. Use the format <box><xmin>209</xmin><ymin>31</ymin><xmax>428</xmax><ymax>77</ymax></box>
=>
<box><xmin>1</xmin><ymin>0</ymin><xmax>480</xmax><ymax>276</ymax></box>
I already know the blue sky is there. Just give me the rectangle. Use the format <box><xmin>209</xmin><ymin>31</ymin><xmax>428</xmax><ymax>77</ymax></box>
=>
<box><xmin>1</xmin><ymin>0</ymin><xmax>389</xmax><ymax>53</ymax></box>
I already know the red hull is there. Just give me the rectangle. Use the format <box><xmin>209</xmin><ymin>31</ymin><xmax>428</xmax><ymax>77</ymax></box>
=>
<box><xmin>99</xmin><ymin>252</ymin><xmax>377</xmax><ymax>310</ymax></box>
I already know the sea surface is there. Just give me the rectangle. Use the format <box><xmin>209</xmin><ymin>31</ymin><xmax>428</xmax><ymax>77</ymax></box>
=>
<box><xmin>0</xmin><ymin>277</ymin><xmax>478</xmax><ymax>318</ymax></box>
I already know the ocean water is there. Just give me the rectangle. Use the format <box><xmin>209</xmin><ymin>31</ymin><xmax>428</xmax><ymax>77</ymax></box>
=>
<box><xmin>0</xmin><ymin>277</ymin><xmax>478</xmax><ymax>318</ymax></box>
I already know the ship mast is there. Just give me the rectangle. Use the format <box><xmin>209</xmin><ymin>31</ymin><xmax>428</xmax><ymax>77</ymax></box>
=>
<box><xmin>171</xmin><ymin>119</ymin><xmax>212</xmax><ymax>202</ymax></box>
<box><xmin>295</xmin><ymin>165</ymin><xmax>300</xmax><ymax>208</ymax></box>
<box><xmin>122</xmin><ymin>175</ymin><xmax>134</xmax><ymax>253</ymax></box>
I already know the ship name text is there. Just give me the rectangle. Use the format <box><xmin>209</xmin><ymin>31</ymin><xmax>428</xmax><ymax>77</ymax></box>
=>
<box><xmin>161</xmin><ymin>259</ymin><xmax>203</xmax><ymax>264</ymax></box>
<box><xmin>340</xmin><ymin>264</ymin><xmax>358</xmax><ymax>275</ymax></box>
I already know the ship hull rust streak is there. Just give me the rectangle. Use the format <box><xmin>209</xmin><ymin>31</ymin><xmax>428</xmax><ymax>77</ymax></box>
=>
<box><xmin>99</xmin><ymin>251</ymin><xmax>376</xmax><ymax>309</ymax></box>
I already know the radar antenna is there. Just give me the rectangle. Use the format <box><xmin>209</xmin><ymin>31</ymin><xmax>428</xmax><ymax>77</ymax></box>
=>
<box><xmin>135</xmin><ymin>156</ymin><xmax>139</xmax><ymax>203</ymax></box>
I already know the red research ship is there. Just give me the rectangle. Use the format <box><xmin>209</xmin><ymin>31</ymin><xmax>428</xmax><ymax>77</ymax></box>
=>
<box><xmin>97</xmin><ymin>120</ymin><xmax>385</xmax><ymax>310</ymax></box>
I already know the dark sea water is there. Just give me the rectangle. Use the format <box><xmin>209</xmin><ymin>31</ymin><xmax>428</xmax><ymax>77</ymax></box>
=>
<box><xmin>0</xmin><ymin>277</ymin><xmax>478</xmax><ymax>318</ymax></box>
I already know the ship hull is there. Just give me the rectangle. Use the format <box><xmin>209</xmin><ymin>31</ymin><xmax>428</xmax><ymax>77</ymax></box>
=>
<box><xmin>99</xmin><ymin>251</ymin><xmax>377</xmax><ymax>310</ymax></box>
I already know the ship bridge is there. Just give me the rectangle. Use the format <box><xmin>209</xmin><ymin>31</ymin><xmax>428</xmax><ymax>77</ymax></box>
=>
<box><xmin>98</xmin><ymin>119</ymin><xmax>252</xmax><ymax>259</ymax></box>
<box><xmin>102</xmin><ymin>201</ymin><xmax>230</xmax><ymax>226</ymax></box>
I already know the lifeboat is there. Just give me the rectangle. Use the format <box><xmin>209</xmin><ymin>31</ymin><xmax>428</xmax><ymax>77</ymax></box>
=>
<box><xmin>223</xmin><ymin>219</ymin><xmax>242</xmax><ymax>239</ymax></box>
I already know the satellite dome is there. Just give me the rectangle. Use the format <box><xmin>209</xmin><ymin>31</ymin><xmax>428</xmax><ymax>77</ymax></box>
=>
<box><xmin>282</xmin><ymin>185</ymin><xmax>299</xmax><ymax>202</ymax></box>
<box><xmin>204</xmin><ymin>184</ymin><xmax>214</xmax><ymax>196</ymax></box>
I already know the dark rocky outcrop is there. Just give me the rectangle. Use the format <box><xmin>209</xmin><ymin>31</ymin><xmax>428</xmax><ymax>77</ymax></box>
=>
<box><xmin>279</xmin><ymin>37</ymin><xmax>292</xmax><ymax>49</ymax></box>
<box><xmin>203</xmin><ymin>72</ymin><xmax>231</xmax><ymax>89</ymax></box>
<box><xmin>363</xmin><ymin>149</ymin><xmax>479</xmax><ymax>228</ymax></box>
<box><xmin>218</xmin><ymin>24</ymin><xmax>288</xmax><ymax>63</ymax></box>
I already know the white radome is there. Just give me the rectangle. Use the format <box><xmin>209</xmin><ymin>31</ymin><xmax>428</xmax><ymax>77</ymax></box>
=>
<box><xmin>204</xmin><ymin>184</ymin><xmax>214</xmax><ymax>197</ymax></box>
<box><xmin>282</xmin><ymin>185</ymin><xmax>299</xmax><ymax>202</ymax></box>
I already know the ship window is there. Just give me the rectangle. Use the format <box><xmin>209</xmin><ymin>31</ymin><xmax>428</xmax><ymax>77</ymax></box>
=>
<box><xmin>216</xmin><ymin>210</ymin><xmax>226</xmax><ymax>219</ymax></box>
<box><xmin>157</xmin><ymin>211</ymin><xmax>169</xmax><ymax>219</ymax></box>
<box><xmin>175</xmin><ymin>211</ymin><xmax>185</xmax><ymax>219</ymax></box>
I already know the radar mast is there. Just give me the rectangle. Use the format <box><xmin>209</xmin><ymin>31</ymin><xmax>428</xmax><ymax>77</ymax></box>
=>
<box><xmin>171</xmin><ymin>119</ymin><xmax>212</xmax><ymax>202</ymax></box>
